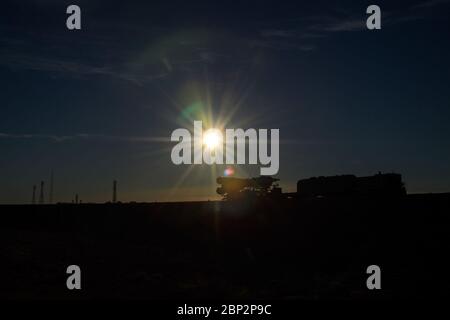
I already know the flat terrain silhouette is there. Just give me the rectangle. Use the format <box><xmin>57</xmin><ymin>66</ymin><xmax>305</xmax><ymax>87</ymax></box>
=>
<box><xmin>1</xmin><ymin>193</ymin><xmax>450</xmax><ymax>299</ymax></box>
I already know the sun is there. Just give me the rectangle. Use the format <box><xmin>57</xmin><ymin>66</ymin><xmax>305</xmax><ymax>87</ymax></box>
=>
<box><xmin>203</xmin><ymin>128</ymin><xmax>222</xmax><ymax>150</ymax></box>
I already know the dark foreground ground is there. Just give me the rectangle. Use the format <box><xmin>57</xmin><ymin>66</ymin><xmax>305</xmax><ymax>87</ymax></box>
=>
<box><xmin>1</xmin><ymin>194</ymin><xmax>449</xmax><ymax>300</ymax></box>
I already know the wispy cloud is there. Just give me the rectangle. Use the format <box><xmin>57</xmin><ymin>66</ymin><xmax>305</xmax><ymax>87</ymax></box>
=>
<box><xmin>254</xmin><ymin>15</ymin><xmax>364</xmax><ymax>53</ymax></box>
<box><xmin>411</xmin><ymin>0</ymin><xmax>450</xmax><ymax>9</ymax></box>
<box><xmin>310</xmin><ymin>18</ymin><xmax>366</xmax><ymax>32</ymax></box>
<box><xmin>253</xmin><ymin>0</ymin><xmax>449</xmax><ymax>54</ymax></box>
<box><xmin>0</xmin><ymin>132</ymin><xmax>169</xmax><ymax>143</ymax></box>
<box><xmin>260</xmin><ymin>29</ymin><xmax>295</xmax><ymax>38</ymax></box>
<box><xmin>0</xmin><ymin>132</ymin><xmax>73</xmax><ymax>142</ymax></box>
<box><xmin>0</xmin><ymin>53</ymin><xmax>169</xmax><ymax>86</ymax></box>
<box><xmin>250</xmin><ymin>39</ymin><xmax>316</xmax><ymax>52</ymax></box>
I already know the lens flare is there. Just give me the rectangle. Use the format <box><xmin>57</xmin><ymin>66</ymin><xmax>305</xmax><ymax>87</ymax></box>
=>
<box><xmin>224</xmin><ymin>167</ymin><xmax>235</xmax><ymax>176</ymax></box>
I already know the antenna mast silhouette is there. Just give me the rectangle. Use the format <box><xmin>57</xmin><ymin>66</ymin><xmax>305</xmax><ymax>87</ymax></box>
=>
<box><xmin>32</xmin><ymin>185</ymin><xmax>36</xmax><ymax>204</ymax></box>
<box><xmin>39</xmin><ymin>181</ymin><xmax>44</xmax><ymax>204</ymax></box>
<box><xmin>113</xmin><ymin>180</ymin><xmax>117</xmax><ymax>203</ymax></box>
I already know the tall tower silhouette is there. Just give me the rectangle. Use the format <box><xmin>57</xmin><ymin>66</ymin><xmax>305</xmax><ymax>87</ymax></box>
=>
<box><xmin>75</xmin><ymin>194</ymin><xmax>79</xmax><ymax>204</ymax></box>
<box><xmin>32</xmin><ymin>185</ymin><xmax>36</xmax><ymax>204</ymax></box>
<box><xmin>49</xmin><ymin>170</ymin><xmax>54</xmax><ymax>204</ymax></box>
<box><xmin>113</xmin><ymin>180</ymin><xmax>117</xmax><ymax>203</ymax></box>
<box><xmin>39</xmin><ymin>181</ymin><xmax>44</xmax><ymax>204</ymax></box>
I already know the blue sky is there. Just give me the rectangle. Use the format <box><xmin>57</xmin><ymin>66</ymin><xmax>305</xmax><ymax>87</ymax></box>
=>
<box><xmin>1</xmin><ymin>0</ymin><xmax>450</xmax><ymax>203</ymax></box>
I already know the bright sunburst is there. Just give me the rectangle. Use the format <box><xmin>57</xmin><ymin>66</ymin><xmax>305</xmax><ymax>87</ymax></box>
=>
<box><xmin>203</xmin><ymin>128</ymin><xmax>222</xmax><ymax>150</ymax></box>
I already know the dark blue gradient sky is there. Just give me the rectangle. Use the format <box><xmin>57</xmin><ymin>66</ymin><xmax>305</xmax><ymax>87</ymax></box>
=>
<box><xmin>1</xmin><ymin>0</ymin><xmax>450</xmax><ymax>203</ymax></box>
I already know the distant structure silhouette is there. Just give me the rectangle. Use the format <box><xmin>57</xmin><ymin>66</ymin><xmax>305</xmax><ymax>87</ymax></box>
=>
<box><xmin>297</xmin><ymin>172</ymin><xmax>406</xmax><ymax>198</ymax></box>
<box><xmin>39</xmin><ymin>181</ymin><xmax>44</xmax><ymax>205</ymax></box>
<box><xmin>216</xmin><ymin>176</ymin><xmax>281</xmax><ymax>200</ymax></box>
<box><xmin>75</xmin><ymin>194</ymin><xmax>79</xmax><ymax>204</ymax></box>
<box><xmin>113</xmin><ymin>180</ymin><xmax>117</xmax><ymax>203</ymax></box>
<box><xmin>217</xmin><ymin>172</ymin><xmax>406</xmax><ymax>201</ymax></box>
<box><xmin>32</xmin><ymin>185</ymin><xmax>36</xmax><ymax>205</ymax></box>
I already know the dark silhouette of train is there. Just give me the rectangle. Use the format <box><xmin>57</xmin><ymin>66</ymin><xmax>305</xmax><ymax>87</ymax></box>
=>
<box><xmin>297</xmin><ymin>172</ymin><xmax>406</xmax><ymax>198</ymax></box>
<box><xmin>216</xmin><ymin>172</ymin><xmax>406</xmax><ymax>200</ymax></box>
<box><xmin>216</xmin><ymin>176</ymin><xmax>281</xmax><ymax>200</ymax></box>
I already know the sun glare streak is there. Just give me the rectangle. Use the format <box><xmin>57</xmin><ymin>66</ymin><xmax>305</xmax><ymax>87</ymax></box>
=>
<box><xmin>162</xmin><ymin>62</ymin><xmax>264</xmax><ymax>199</ymax></box>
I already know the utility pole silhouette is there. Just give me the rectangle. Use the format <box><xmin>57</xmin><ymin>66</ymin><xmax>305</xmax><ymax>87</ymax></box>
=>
<box><xmin>39</xmin><ymin>181</ymin><xmax>44</xmax><ymax>205</ymax></box>
<box><xmin>113</xmin><ymin>180</ymin><xmax>117</xmax><ymax>203</ymax></box>
<box><xmin>32</xmin><ymin>185</ymin><xmax>36</xmax><ymax>204</ymax></box>
<box><xmin>75</xmin><ymin>194</ymin><xmax>79</xmax><ymax>204</ymax></box>
<box><xmin>49</xmin><ymin>170</ymin><xmax>54</xmax><ymax>204</ymax></box>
